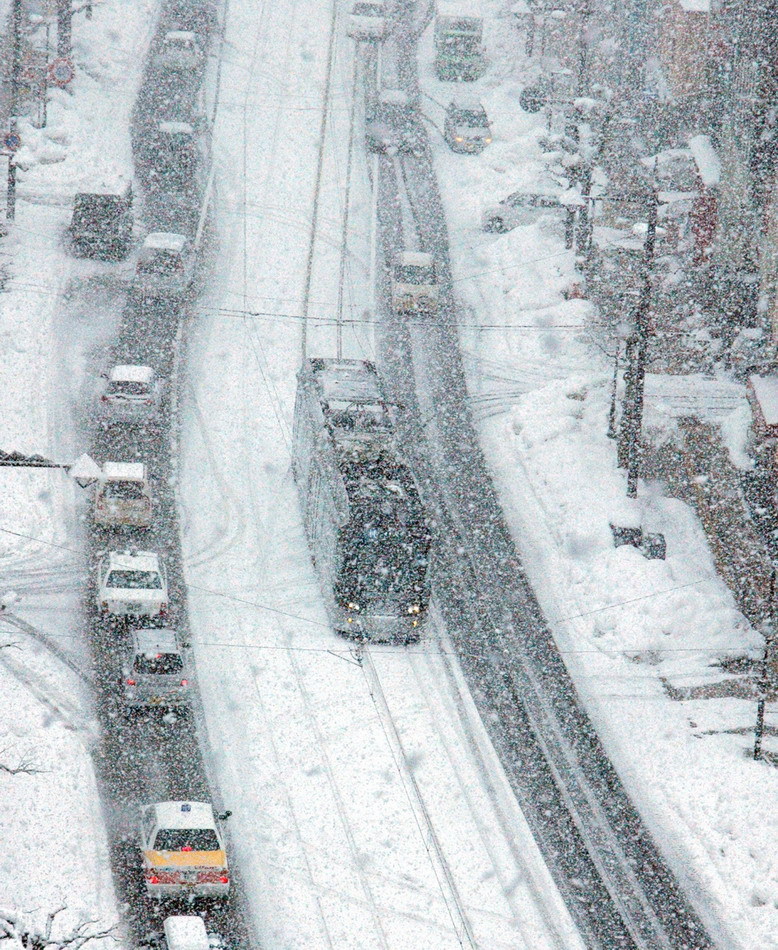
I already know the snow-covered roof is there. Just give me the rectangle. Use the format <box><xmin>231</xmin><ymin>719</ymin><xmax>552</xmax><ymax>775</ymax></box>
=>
<box><xmin>749</xmin><ymin>375</ymin><xmax>778</xmax><ymax>427</ymax></box>
<box><xmin>164</xmin><ymin>30</ymin><xmax>198</xmax><ymax>42</ymax></box>
<box><xmin>132</xmin><ymin>627</ymin><xmax>180</xmax><ymax>654</ymax></box>
<box><xmin>398</xmin><ymin>250</ymin><xmax>434</xmax><ymax>267</ymax></box>
<box><xmin>151</xmin><ymin>801</ymin><xmax>217</xmax><ymax>830</ymax></box>
<box><xmin>450</xmin><ymin>93</ymin><xmax>484</xmax><ymax>111</ymax></box>
<box><xmin>688</xmin><ymin>134</ymin><xmax>721</xmax><ymax>188</ymax></box>
<box><xmin>106</xmin><ymin>550</ymin><xmax>161</xmax><ymax>572</ymax></box>
<box><xmin>142</xmin><ymin>232</ymin><xmax>187</xmax><ymax>252</ymax></box>
<box><xmin>111</xmin><ymin>364</ymin><xmax>154</xmax><ymax>384</ymax></box>
<box><xmin>158</xmin><ymin>120</ymin><xmax>194</xmax><ymax>136</ymax></box>
<box><xmin>678</xmin><ymin>0</ymin><xmax>710</xmax><ymax>11</ymax></box>
<box><xmin>380</xmin><ymin>89</ymin><xmax>410</xmax><ymax>106</ymax></box>
<box><xmin>102</xmin><ymin>461</ymin><xmax>146</xmax><ymax>482</ymax></box>
<box><xmin>163</xmin><ymin>917</ymin><xmax>209</xmax><ymax>950</ymax></box>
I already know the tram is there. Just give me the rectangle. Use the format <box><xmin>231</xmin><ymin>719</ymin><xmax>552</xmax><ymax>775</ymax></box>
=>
<box><xmin>292</xmin><ymin>358</ymin><xmax>432</xmax><ymax>642</ymax></box>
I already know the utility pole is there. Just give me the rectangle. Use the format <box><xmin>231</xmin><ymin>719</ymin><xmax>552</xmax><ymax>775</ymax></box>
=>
<box><xmin>57</xmin><ymin>0</ymin><xmax>71</xmax><ymax>58</ymax></box>
<box><xmin>7</xmin><ymin>0</ymin><xmax>22</xmax><ymax>221</ymax></box>
<box><xmin>618</xmin><ymin>189</ymin><xmax>658</xmax><ymax>498</ymax></box>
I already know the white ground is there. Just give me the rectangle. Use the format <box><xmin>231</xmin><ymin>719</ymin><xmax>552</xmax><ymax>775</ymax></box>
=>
<box><xmin>419</xmin><ymin>7</ymin><xmax>778</xmax><ymax>949</ymax></box>
<box><xmin>178</xmin><ymin>0</ymin><xmax>584</xmax><ymax>947</ymax></box>
<box><xmin>0</xmin><ymin>0</ymin><xmax>156</xmax><ymax>942</ymax></box>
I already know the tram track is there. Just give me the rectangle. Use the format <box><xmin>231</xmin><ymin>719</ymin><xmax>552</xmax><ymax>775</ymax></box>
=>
<box><xmin>361</xmin><ymin>4</ymin><xmax>721</xmax><ymax>947</ymax></box>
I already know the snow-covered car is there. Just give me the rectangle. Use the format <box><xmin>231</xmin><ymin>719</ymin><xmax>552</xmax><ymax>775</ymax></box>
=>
<box><xmin>347</xmin><ymin>0</ymin><xmax>388</xmax><ymax>40</ymax></box>
<box><xmin>122</xmin><ymin>627</ymin><xmax>190</xmax><ymax>709</ymax></box>
<box><xmin>97</xmin><ymin>550</ymin><xmax>169</xmax><ymax>619</ymax></box>
<box><xmin>481</xmin><ymin>191</ymin><xmax>561</xmax><ymax>233</ymax></box>
<box><xmin>154</xmin><ymin>31</ymin><xmax>204</xmax><ymax>71</ymax></box>
<box><xmin>97</xmin><ymin>365</ymin><xmax>164</xmax><ymax>426</ymax></box>
<box><xmin>134</xmin><ymin>232</ymin><xmax>195</xmax><ymax>297</ymax></box>
<box><xmin>391</xmin><ymin>251</ymin><xmax>439</xmax><ymax>313</ymax></box>
<box><xmin>161</xmin><ymin>917</ymin><xmax>210</xmax><ymax>950</ymax></box>
<box><xmin>365</xmin><ymin>90</ymin><xmax>425</xmax><ymax>155</ymax></box>
<box><xmin>141</xmin><ymin>801</ymin><xmax>230</xmax><ymax>899</ymax></box>
<box><xmin>93</xmin><ymin>462</ymin><xmax>153</xmax><ymax>529</ymax></box>
<box><xmin>443</xmin><ymin>97</ymin><xmax>491</xmax><ymax>154</ymax></box>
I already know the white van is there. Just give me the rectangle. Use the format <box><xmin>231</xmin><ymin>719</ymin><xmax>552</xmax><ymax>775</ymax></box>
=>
<box><xmin>162</xmin><ymin>917</ymin><xmax>209</xmax><ymax>950</ymax></box>
<box><xmin>391</xmin><ymin>251</ymin><xmax>439</xmax><ymax>314</ymax></box>
<box><xmin>94</xmin><ymin>462</ymin><xmax>153</xmax><ymax>529</ymax></box>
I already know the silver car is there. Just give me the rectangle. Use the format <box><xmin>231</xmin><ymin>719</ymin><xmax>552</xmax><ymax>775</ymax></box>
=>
<box><xmin>443</xmin><ymin>97</ymin><xmax>491</xmax><ymax>154</ymax></box>
<box><xmin>97</xmin><ymin>365</ymin><xmax>164</xmax><ymax>426</ymax></box>
<box><xmin>122</xmin><ymin>628</ymin><xmax>190</xmax><ymax>709</ymax></box>
<box><xmin>134</xmin><ymin>232</ymin><xmax>195</xmax><ymax>297</ymax></box>
<box><xmin>482</xmin><ymin>191</ymin><xmax>561</xmax><ymax>233</ymax></box>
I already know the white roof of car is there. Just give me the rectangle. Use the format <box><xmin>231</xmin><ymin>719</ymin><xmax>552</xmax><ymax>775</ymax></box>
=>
<box><xmin>380</xmin><ymin>89</ymin><xmax>409</xmax><ymax>106</ymax></box>
<box><xmin>142</xmin><ymin>232</ymin><xmax>187</xmax><ymax>252</ymax></box>
<box><xmin>158</xmin><ymin>120</ymin><xmax>194</xmax><ymax>136</ymax></box>
<box><xmin>111</xmin><ymin>364</ymin><xmax>154</xmax><ymax>384</ymax></box>
<box><xmin>398</xmin><ymin>251</ymin><xmax>434</xmax><ymax>267</ymax></box>
<box><xmin>164</xmin><ymin>30</ymin><xmax>198</xmax><ymax>42</ymax></box>
<box><xmin>163</xmin><ymin>918</ymin><xmax>209</xmax><ymax>950</ymax></box>
<box><xmin>132</xmin><ymin>627</ymin><xmax>180</xmax><ymax>654</ymax></box>
<box><xmin>106</xmin><ymin>550</ymin><xmax>161</xmax><ymax>572</ymax></box>
<box><xmin>102</xmin><ymin>461</ymin><xmax>147</xmax><ymax>482</ymax></box>
<box><xmin>450</xmin><ymin>94</ymin><xmax>483</xmax><ymax>110</ymax></box>
<box><xmin>151</xmin><ymin>801</ymin><xmax>217</xmax><ymax>829</ymax></box>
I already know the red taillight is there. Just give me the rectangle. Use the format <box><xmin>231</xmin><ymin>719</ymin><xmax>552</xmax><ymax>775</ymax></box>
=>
<box><xmin>101</xmin><ymin>395</ymin><xmax>109</xmax><ymax>402</ymax></box>
<box><xmin>182</xmin><ymin>845</ymin><xmax>193</xmax><ymax>852</ymax></box>
<box><xmin>180</xmin><ymin>679</ymin><xmax>188</xmax><ymax>686</ymax></box>
<box><xmin>219</xmin><ymin>876</ymin><xmax>229</xmax><ymax>884</ymax></box>
<box><xmin>159</xmin><ymin>603</ymin><xmax>168</xmax><ymax>617</ymax></box>
<box><xmin>126</xmin><ymin>678</ymin><xmax>137</xmax><ymax>686</ymax></box>
<box><xmin>149</xmin><ymin>875</ymin><xmax>160</xmax><ymax>884</ymax></box>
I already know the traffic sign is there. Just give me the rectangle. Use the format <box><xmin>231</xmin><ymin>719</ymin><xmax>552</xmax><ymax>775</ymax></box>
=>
<box><xmin>3</xmin><ymin>132</ymin><xmax>21</xmax><ymax>152</ymax></box>
<box><xmin>48</xmin><ymin>58</ymin><xmax>74</xmax><ymax>88</ymax></box>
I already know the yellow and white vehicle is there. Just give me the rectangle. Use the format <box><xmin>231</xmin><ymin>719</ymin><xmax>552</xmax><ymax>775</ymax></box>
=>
<box><xmin>141</xmin><ymin>801</ymin><xmax>231</xmax><ymax>899</ymax></box>
<box><xmin>93</xmin><ymin>462</ymin><xmax>153</xmax><ymax>529</ymax></box>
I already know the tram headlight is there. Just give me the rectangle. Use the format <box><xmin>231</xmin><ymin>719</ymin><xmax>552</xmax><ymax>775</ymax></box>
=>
<box><xmin>407</xmin><ymin>604</ymin><xmax>421</xmax><ymax>615</ymax></box>
<box><xmin>347</xmin><ymin>602</ymin><xmax>361</xmax><ymax>612</ymax></box>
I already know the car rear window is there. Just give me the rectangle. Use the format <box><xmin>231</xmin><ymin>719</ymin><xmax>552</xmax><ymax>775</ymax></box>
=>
<box><xmin>396</xmin><ymin>264</ymin><xmax>435</xmax><ymax>284</ymax></box>
<box><xmin>138</xmin><ymin>252</ymin><xmax>184</xmax><ymax>275</ymax></box>
<box><xmin>108</xmin><ymin>381</ymin><xmax>150</xmax><ymax>396</ymax></box>
<box><xmin>102</xmin><ymin>481</ymin><xmax>147</xmax><ymax>501</ymax></box>
<box><xmin>353</xmin><ymin>2</ymin><xmax>382</xmax><ymax>13</ymax></box>
<box><xmin>106</xmin><ymin>570</ymin><xmax>162</xmax><ymax>589</ymax></box>
<box><xmin>134</xmin><ymin>652</ymin><xmax>184</xmax><ymax>675</ymax></box>
<box><xmin>153</xmin><ymin>828</ymin><xmax>220</xmax><ymax>851</ymax></box>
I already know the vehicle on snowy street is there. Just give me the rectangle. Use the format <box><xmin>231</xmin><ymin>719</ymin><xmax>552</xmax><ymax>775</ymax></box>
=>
<box><xmin>150</xmin><ymin>121</ymin><xmax>207</xmax><ymax>192</ymax></box>
<box><xmin>293</xmin><ymin>358</ymin><xmax>432</xmax><ymax>643</ymax></box>
<box><xmin>97</xmin><ymin>550</ymin><xmax>169</xmax><ymax>618</ymax></box>
<box><xmin>391</xmin><ymin>251</ymin><xmax>439</xmax><ymax>313</ymax></box>
<box><xmin>93</xmin><ymin>462</ymin><xmax>153</xmax><ymax>529</ymax></box>
<box><xmin>122</xmin><ymin>627</ymin><xmax>190</xmax><ymax>709</ymax></box>
<box><xmin>97</xmin><ymin>365</ymin><xmax>164</xmax><ymax>426</ymax></box>
<box><xmin>443</xmin><ymin>96</ymin><xmax>491</xmax><ymax>153</ymax></box>
<box><xmin>134</xmin><ymin>232</ymin><xmax>195</xmax><ymax>297</ymax></box>
<box><xmin>160</xmin><ymin>917</ymin><xmax>210</xmax><ymax>950</ymax></box>
<box><xmin>154</xmin><ymin>30</ymin><xmax>204</xmax><ymax>71</ymax></box>
<box><xmin>481</xmin><ymin>190</ymin><xmax>561</xmax><ymax>233</ymax></box>
<box><xmin>365</xmin><ymin>90</ymin><xmax>425</xmax><ymax>155</ymax></box>
<box><xmin>434</xmin><ymin>13</ymin><xmax>485</xmax><ymax>81</ymax></box>
<box><xmin>347</xmin><ymin>0</ymin><xmax>388</xmax><ymax>40</ymax></box>
<box><xmin>141</xmin><ymin>801</ymin><xmax>230</xmax><ymax>899</ymax></box>
<box><xmin>69</xmin><ymin>180</ymin><xmax>134</xmax><ymax>260</ymax></box>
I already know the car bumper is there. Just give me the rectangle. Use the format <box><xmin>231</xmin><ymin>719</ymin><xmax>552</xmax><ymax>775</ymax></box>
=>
<box><xmin>335</xmin><ymin>610</ymin><xmax>424</xmax><ymax>643</ymax></box>
<box><xmin>145</xmin><ymin>882</ymin><xmax>229</xmax><ymax>899</ymax></box>
<box><xmin>124</xmin><ymin>692</ymin><xmax>190</xmax><ymax>708</ymax></box>
<box><xmin>102</xmin><ymin>604</ymin><xmax>164</xmax><ymax>618</ymax></box>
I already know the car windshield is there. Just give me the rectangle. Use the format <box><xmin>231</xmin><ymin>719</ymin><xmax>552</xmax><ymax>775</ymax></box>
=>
<box><xmin>353</xmin><ymin>2</ymin><xmax>382</xmax><ymax>13</ymax></box>
<box><xmin>452</xmin><ymin>109</ymin><xmax>486</xmax><ymax>125</ymax></box>
<box><xmin>106</xmin><ymin>570</ymin><xmax>162</xmax><ymax>589</ymax></box>
<box><xmin>153</xmin><ymin>828</ymin><xmax>219</xmax><ymax>851</ymax></box>
<box><xmin>102</xmin><ymin>481</ymin><xmax>146</xmax><ymax>500</ymax></box>
<box><xmin>108</xmin><ymin>380</ymin><xmax>150</xmax><ymax>396</ymax></box>
<box><xmin>138</xmin><ymin>251</ymin><xmax>184</xmax><ymax>275</ymax></box>
<box><xmin>134</xmin><ymin>652</ymin><xmax>184</xmax><ymax>675</ymax></box>
<box><xmin>396</xmin><ymin>264</ymin><xmax>435</xmax><ymax>284</ymax></box>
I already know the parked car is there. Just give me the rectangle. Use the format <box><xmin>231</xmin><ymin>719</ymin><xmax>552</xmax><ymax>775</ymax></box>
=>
<box><xmin>97</xmin><ymin>550</ymin><xmax>169</xmax><ymax>619</ymax></box>
<box><xmin>134</xmin><ymin>232</ymin><xmax>195</xmax><ymax>297</ymax></box>
<box><xmin>154</xmin><ymin>31</ymin><xmax>204</xmax><ymax>71</ymax></box>
<box><xmin>391</xmin><ymin>251</ymin><xmax>439</xmax><ymax>313</ymax></box>
<box><xmin>97</xmin><ymin>365</ymin><xmax>164</xmax><ymax>426</ymax></box>
<box><xmin>443</xmin><ymin>96</ymin><xmax>491</xmax><ymax>153</ymax></box>
<box><xmin>122</xmin><ymin>627</ymin><xmax>190</xmax><ymax>709</ymax></box>
<box><xmin>365</xmin><ymin>90</ymin><xmax>425</xmax><ymax>155</ymax></box>
<box><xmin>160</xmin><ymin>918</ymin><xmax>210</xmax><ymax>950</ymax></box>
<box><xmin>347</xmin><ymin>0</ymin><xmax>387</xmax><ymax>40</ymax></box>
<box><xmin>69</xmin><ymin>180</ymin><xmax>133</xmax><ymax>260</ymax></box>
<box><xmin>93</xmin><ymin>462</ymin><xmax>153</xmax><ymax>530</ymax></box>
<box><xmin>481</xmin><ymin>190</ymin><xmax>561</xmax><ymax>233</ymax></box>
<box><xmin>141</xmin><ymin>801</ymin><xmax>231</xmax><ymax>899</ymax></box>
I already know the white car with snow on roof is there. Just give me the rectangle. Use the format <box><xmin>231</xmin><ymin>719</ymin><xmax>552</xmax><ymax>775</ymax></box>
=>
<box><xmin>98</xmin><ymin>365</ymin><xmax>164</xmax><ymax>426</ymax></box>
<box><xmin>97</xmin><ymin>550</ymin><xmax>169</xmax><ymax>618</ymax></box>
<box><xmin>93</xmin><ymin>462</ymin><xmax>153</xmax><ymax>529</ymax></box>
<box><xmin>141</xmin><ymin>802</ymin><xmax>231</xmax><ymax>898</ymax></box>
